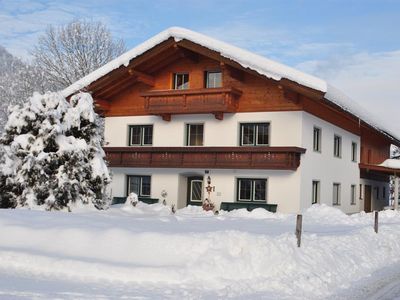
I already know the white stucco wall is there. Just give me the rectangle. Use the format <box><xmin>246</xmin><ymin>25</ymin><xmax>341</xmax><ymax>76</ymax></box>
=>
<box><xmin>109</xmin><ymin>167</ymin><xmax>301</xmax><ymax>212</ymax></box>
<box><xmin>104</xmin><ymin>111</ymin><xmax>303</xmax><ymax>147</ymax></box>
<box><xmin>299</xmin><ymin>112</ymin><xmax>361</xmax><ymax>214</ymax></box>
<box><xmin>105</xmin><ymin>111</ymin><xmax>384</xmax><ymax>214</ymax></box>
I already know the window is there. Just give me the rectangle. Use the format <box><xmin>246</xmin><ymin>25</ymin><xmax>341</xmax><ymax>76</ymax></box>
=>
<box><xmin>205</xmin><ymin>71</ymin><xmax>222</xmax><ymax>88</ymax></box>
<box><xmin>313</xmin><ymin>127</ymin><xmax>321</xmax><ymax>152</ymax></box>
<box><xmin>173</xmin><ymin>73</ymin><xmax>189</xmax><ymax>90</ymax></box>
<box><xmin>237</xmin><ymin>178</ymin><xmax>267</xmax><ymax>202</ymax></box>
<box><xmin>128</xmin><ymin>175</ymin><xmax>151</xmax><ymax>197</ymax></box>
<box><xmin>240</xmin><ymin>123</ymin><xmax>269</xmax><ymax>146</ymax></box>
<box><xmin>359</xmin><ymin>184</ymin><xmax>363</xmax><ymax>200</ymax></box>
<box><xmin>333</xmin><ymin>183</ymin><xmax>341</xmax><ymax>205</ymax></box>
<box><xmin>312</xmin><ymin>181</ymin><xmax>320</xmax><ymax>204</ymax></box>
<box><xmin>334</xmin><ymin>135</ymin><xmax>342</xmax><ymax>158</ymax></box>
<box><xmin>351</xmin><ymin>142</ymin><xmax>357</xmax><ymax>162</ymax></box>
<box><xmin>129</xmin><ymin>125</ymin><xmax>153</xmax><ymax>146</ymax></box>
<box><xmin>351</xmin><ymin>185</ymin><xmax>356</xmax><ymax>205</ymax></box>
<box><xmin>186</xmin><ymin>124</ymin><xmax>204</xmax><ymax>146</ymax></box>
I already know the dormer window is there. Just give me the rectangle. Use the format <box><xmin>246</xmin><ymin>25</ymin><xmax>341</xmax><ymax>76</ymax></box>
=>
<box><xmin>205</xmin><ymin>71</ymin><xmax>222</xmax><ymax>88</ymax></box>
<box><xmin>173</xmin><ymin>73</ymin><xmax>189</xmax><ymax>90</ymax></box>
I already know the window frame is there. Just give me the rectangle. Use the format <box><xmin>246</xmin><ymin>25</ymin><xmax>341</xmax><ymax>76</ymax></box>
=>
<box><xmin>333</xmin><ymin>134</ymin><xmax>342</xmax><ymax>158</ymax></box>
<box><xmin>239</xmin><ymin>123</ymin><xmax>270</xmax><ymax>146</ymax></box>
<box><xmin>351</xmin><ymin>142</ymin><xmax>358</xmax><ymax>162</ymax></box>
<box><xmin>351</xmin><ymin>184</ymin><xmax>356</xmax><ymax>205</ymax></box>
<box><xmin>333</xmin><ymin>183</ymin><xmax>341</xmax><ymax>206</ymax></box>
<box><xmin>313</xmin><ymin>126</ymin><xmax>322</xmax><ymax>152</ymax></box>
<box><xmin>190</xmin><ymin>179</ymin><xmax>203</xmax><ymax>202</ymax></box>
<box><xmin>173</xmin><ymin>72</ymin><xmax>189</xmax><ymax>90</ymax></box>
<box><xmin>186</xmin><ymin>123</ymin><xmax>204</xmax><ymax>146</ymax></box>
<box><xmin>127</xmin><ymin>175</ymin><xmax>151</xmax><ymax>198</ymax></box>
<box><xmin>237</xmin><ymin>178</ymin><xmax>268</xmax><ymax>202</ymax></box>
<box><xmin>359</xmin><ymin>184</ymin><xmax>363</xmax><ymax>200</ymax></box>
<box><xmin>128</xmin><ymin>125</ymin><xmax>153</xmax><ymax>146</ymax></box>
<box><xmin>312</xmin><ymin>180</ymin><xmax>320</xmax><ymax>205</ymax></box>
<box><xmin>205</xmin><ymin>70</ymin><xmax>222</xmax><ymax>88</ymax></box>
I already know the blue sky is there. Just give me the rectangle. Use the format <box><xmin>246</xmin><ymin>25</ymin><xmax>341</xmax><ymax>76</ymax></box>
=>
<box><xmin>1</xmin><ymin>0</ymin><xmax>400</xmax><ymax>134</ymax></box>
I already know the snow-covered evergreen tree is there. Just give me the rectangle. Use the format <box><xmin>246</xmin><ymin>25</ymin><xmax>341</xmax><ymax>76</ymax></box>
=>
<box><xmin>0</xmin><ymin>91</ymin><xmax>110</xmax><ymax>210</ymax></box>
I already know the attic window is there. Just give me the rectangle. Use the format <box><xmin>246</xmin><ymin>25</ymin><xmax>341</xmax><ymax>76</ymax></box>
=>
<box><xmin>173</xmin><ymin>73</ymin><xmax>189</xmax><ymax>90</ymax></box>
<box><xmin>205</xmin><ymin>71</ymin><xmax>222</xmax><ymax>88</ymax></box>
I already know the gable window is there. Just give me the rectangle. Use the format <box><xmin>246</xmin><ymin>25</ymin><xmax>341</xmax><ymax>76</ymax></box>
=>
<box><xmin>351</xmin><ymin>142</ymin><xmax>357</xmax><ymax>162</ymax></box>
<box><xmin>240</xmin><ymin>123</ymin><xmax>269</xmax><ymax>146</ymax></box>
<box><xmin>351</xmin><ymin>185</ymin><xmax>356</xmax><ymax>205</ymax></box>
<box><xmin>129</xmin><ymin>125</ymin><xmax>153</xmax><ymax>146</ymax></box>
<box><xmin>205</xmin><ymin>71</ymin><xmax>222</xmax><ymax>88</ymax></box>
<box><xmin>333</xmin><ymin>183</ymin><xmax>341</xmax><ymax>205</ymax></box>
<box><xmin>186</xmin><ymin>124</ymin><xmax>204</xmax><ymax>146</ymax></box>
<box><xmin>334</xmin><ymin>135</ymin><xmax>342</xmax><ymax>158</ymax></box>
<box><xmin>313</xmin><ymin>127</ymin><xmax>321</xmax><ymax>152</ymax></box>
<box><xmin>237</xmin><ymin>178</ymin><xmax>267</xmax><ymax>202</ymax></box>
<box><xmin>312</xmin><ymin>180</ymin><xmax>320</xmax><ymax>204</ymax></box>
<box><xmin>173</xmin><ymin>73</ymin><xmax>189</xmax><ymax>90</ymax></box>
<box><xmin>128</xmin><ymin>175</ymin><xmax>151</xmax><ymax>197</ymax></box>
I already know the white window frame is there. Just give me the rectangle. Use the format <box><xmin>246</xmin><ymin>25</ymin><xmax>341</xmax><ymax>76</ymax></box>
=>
<box><xmin>237</xmin><ymin>178</ymin><xmax>267</xmax><ymax>202</ymax></box>
<box><xmin>312</xmin><ymin>180</ymin><xmax>320</xmax><ymax>204</ymax></box>
<box><xmin>351</xmin><ymin>142</ymin><xmax>358</xmax><ymax>162</ymax></box>
<box><xmin>313</xmin><ymin>126</ymin><xmax>322</xmax><ymax>152</ymax></box>
<box><xmin>239</xmin><ymin>123</ymin><xmax>270</xmax><ymax>146</ymax></box>
<box><xmin>173</xmin><ymin>73</ymin><xmax>189</xmax><ymax>90</ymax></box>
<box><xmin>351</xmin><ymin>184</ymin><xmax>356</xmax><ymax>205</ymax></box>
<box><xmin>334</xmin><ymin>134</ymin><xmax>342</xmax><ymax>158</ymax></box>
<box><xmin>333</xmin><ymin>183</ymin><xmax>341</xmax><ymax>205</ymax></box>
<box><xmin>129</xmin><ymin>125</ymin><xmax>153</xmax><ymax>146</ymax></box>
<box><xmin>128</xmin><ymin>175</ymin><xmax>151</xmax><ymax>197</ymax></box>
<box><xmin>186</xmin><ymin>123</ymin><xmax>204</xmax><ymax>146</ymax></box>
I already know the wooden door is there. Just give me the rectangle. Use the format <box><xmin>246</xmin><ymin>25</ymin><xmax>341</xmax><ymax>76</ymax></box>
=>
<box><xmin>364</xmin><ymin>185</ymin><xmax>372</xmax><ymax>212</ymax></box>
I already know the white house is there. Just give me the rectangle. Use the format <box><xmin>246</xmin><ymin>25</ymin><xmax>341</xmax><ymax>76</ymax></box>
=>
<box><xmin>62</xmin><ymin>27</ymin><xmax>400</xmax><ymax>214</ymax></box>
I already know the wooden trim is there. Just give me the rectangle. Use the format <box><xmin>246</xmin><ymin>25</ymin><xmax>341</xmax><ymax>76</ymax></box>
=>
<box><xmin>105</xmin><ymin>146</ymin><xmax>306</xmax><ymax>170</ymax></box>
<box><xmin>359</xmin><ymin>163</ymin><xmax>400</xmax><ymax>176</ymax></box>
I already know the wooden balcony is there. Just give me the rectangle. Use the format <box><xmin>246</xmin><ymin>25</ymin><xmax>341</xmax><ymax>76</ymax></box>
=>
<box><xmin>104</xmin><ymin>146</ymin><xmax>306</xmax><ymax>170</ymax></box>
<box><xmin>140</xmin><ymin>88</ymin><xmax>242</xmax><ymax>120</ymax></box>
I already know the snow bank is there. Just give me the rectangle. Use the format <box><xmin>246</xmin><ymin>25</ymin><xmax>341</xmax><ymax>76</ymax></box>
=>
<box><xmin>1</xmin><ymin>205</ymin><xmax>400</xmax><ymax>298</ymax></box>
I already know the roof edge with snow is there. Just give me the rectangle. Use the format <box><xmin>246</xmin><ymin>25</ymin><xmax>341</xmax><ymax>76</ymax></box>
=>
<box><xmin>61</xmin><ymin>27</ymin><xmax>400</xmax><ymax>144</ymax></box>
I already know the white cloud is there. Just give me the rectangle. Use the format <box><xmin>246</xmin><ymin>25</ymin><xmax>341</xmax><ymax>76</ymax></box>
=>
<box><xmin>297</xmin><ymin>50</ymin><xmax>400</xmax><ymax>136</ymax></box>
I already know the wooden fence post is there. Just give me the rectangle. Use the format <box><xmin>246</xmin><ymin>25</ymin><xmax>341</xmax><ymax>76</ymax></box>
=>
<box><xmin>374</xmin><ymin>211</ymin><xmax>379</xmax><ymax>234</ymax></box>
<box><xmin>296</xmin><ymin>214</ymin><xmax>303</xmax><ymax>247</ymax></box>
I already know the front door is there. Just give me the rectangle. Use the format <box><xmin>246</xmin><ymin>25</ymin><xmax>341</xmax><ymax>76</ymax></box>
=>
<box><xmin>187</xmin><ymin>176</ymin><xmax>203</xmax><ymax>206</ymax></box>
<box><xmin>365</xmin><ymin>185</ymin><xmax>372</xmax><ymax>212</ymax></box>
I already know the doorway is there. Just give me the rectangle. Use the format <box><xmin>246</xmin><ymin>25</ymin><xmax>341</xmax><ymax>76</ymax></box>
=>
<box><xmin>364</xmin><ymin>185</ymin><xmax>372</xmax><ymax>212</ymax></box>
<box><xmin>187</xmin><ymin>176</ymin><xmax>203</xmax><ymax>206</ymax></box>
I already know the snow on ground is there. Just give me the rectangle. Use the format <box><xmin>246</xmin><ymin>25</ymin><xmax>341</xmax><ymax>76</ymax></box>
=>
<box><xmin>1</xmin><ymin>203</ymin><xmax>400</xmax><ymax>299</ymax></box>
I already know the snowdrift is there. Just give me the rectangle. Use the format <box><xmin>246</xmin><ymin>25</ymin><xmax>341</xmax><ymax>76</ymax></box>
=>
<box><xmin>1</xmin><ymin>204</ymin><xmax>400</xmax><ymax>299</ymax></box>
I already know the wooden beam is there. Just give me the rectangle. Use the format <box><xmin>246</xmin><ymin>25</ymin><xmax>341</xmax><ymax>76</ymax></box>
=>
<box><xmin>214</xmin><ymin>112</ymin><xmax>224</xmax><ymax>120</ymax></box>
<box><xmin>99</xmin><ymin>78</ymin><xmax>139</xmax><ymax>99</ymax></box>
<box><xmin>145</xmin><ymin>52</ymin><xmax>181</xmax><ymax>74</ymax></box>
<box><xmin>94</xmin><ymin>98</ymin><xmax>110</xmax><ymax>111</ymax></box>
<box><xmin>128</xmin><ymin>69</ymin><xmax>155</xmax><ymax>86</ymax></box>
<box><xmin>161</xmin><ymin>114</ymin><xmax>171</xmax><ymax>122</ymax></box>
<box><xmin>94</xmin><ymin>75</ymin><xmax>136</xmax><ymax>98</ymax></box>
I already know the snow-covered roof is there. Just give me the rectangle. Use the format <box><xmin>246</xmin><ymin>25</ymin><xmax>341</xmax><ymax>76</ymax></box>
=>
<box><xmin>379</xmin><ymin>159</ymin><xmax>400</xmax><ymax>170</ymax></box>
<box><xmin>62</xmin><ymin>27</ymin><xmax>399</xmax><ymax>143</ymax></box>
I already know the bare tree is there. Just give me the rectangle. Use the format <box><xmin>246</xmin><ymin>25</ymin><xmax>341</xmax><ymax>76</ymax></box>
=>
<box><xmin>0</xmin><ymin>45</ymin><xmax>51</xmax><ymax>131</ymax></box>
<box><xmin>32</xmin><ymin>20</ymin><xmax>126</xmax><ymax>90</ymax></box>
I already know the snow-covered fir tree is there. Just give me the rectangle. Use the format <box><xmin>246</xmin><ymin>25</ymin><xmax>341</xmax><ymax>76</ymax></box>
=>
<box><xmin>0</xmin><ymin>91</ymin><xmax>110</xmax><ymax>210</ymax></box>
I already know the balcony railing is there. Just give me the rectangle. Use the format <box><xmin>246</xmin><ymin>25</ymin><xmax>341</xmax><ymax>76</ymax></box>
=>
<box><xmin>140</xmin><ymin>88</ymin><xmax>242</xmax><ymax>120</ymax></box>
<box><xmin>104</xmin><ymin>146</ymin><xmax>306</xmax><ymax>170</ymax></box>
